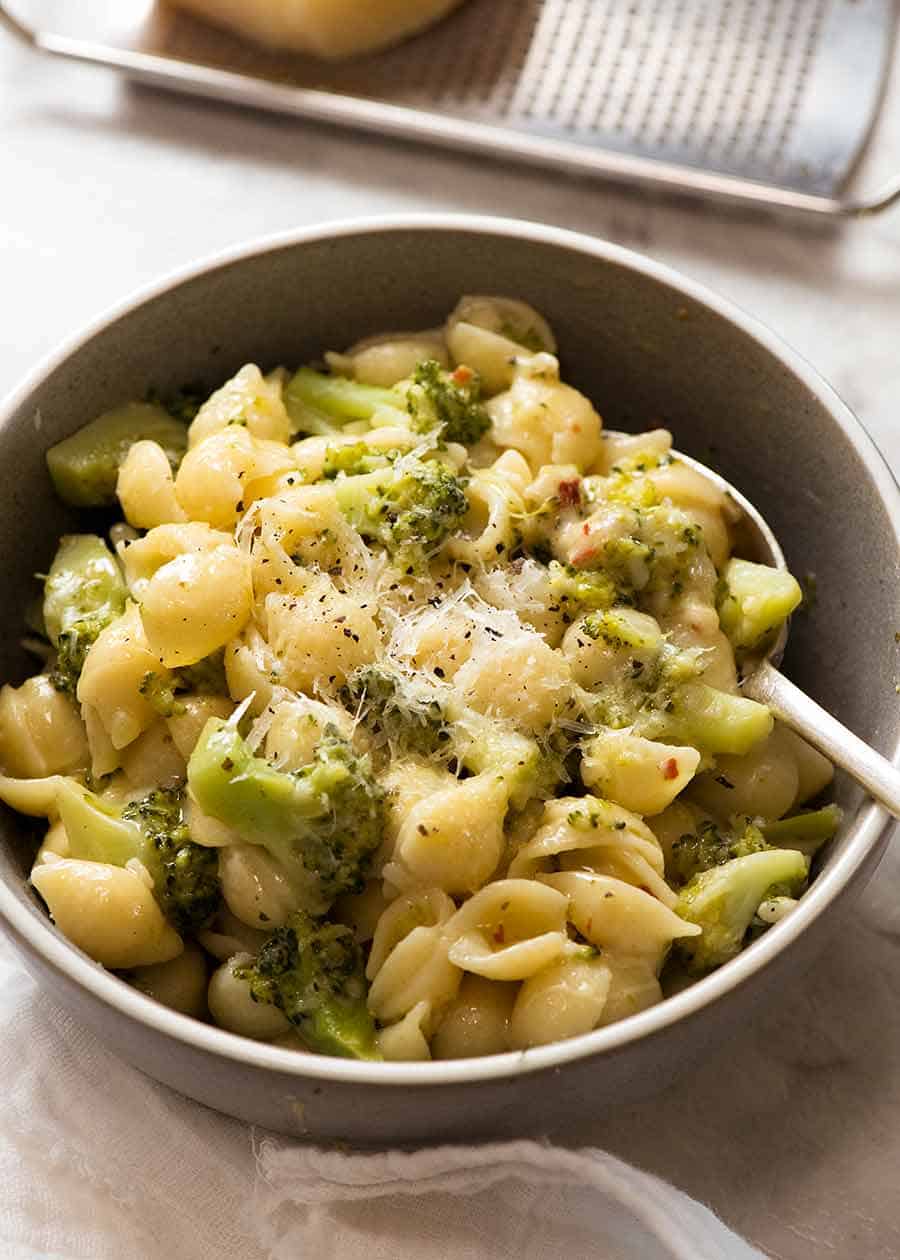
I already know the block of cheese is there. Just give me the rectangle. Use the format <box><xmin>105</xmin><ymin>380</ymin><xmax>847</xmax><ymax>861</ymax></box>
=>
<box><xmin>167</xmin><ymin>0</ymin><xmax>467</xmax><ymax>59</ymax></box>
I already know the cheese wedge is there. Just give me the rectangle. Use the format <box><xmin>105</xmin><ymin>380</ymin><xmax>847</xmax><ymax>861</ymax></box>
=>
<box><xmin>168</xmin><ymin>0</ymin><xmax>467</xmax><ymax>59</ymax></box>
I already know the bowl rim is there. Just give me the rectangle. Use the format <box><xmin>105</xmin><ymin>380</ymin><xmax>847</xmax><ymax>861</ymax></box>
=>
<box><xmin>1</xmin><ymin>211</ymin><xmax>898</xmax><ymax>1088</ymax></box>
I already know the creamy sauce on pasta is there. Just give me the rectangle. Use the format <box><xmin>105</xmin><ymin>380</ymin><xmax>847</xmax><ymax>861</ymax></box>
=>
<box><xmin>0</xmin><ymin>295</ymin><xmax>837</xmax><ymax>1061</ymax></box>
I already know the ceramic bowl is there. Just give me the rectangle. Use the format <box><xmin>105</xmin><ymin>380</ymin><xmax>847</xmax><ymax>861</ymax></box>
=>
<box><xmin>1</xmin><ymin>216</ymin><xmax>898</xmax><ymax>1142</ymax></box>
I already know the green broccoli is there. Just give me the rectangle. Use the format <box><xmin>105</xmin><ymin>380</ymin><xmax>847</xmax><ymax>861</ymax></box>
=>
<box><xmin>676</xmin><ymin>848</ymin><xmax>808</xmax><ymax>972</ymax></box>
<box><xmin>187</xmin><ymin>717</ymin><xmax>384</xmax><ymax>902</ymax></box>
<box><xmin>717</xmin><ymin>557</ymin><xmax>803</xmax><ymax>655</ymax></box>
<box><xmin>405</xmin><ymin>360</ymin><xmax>491</xmax><ymax>446</ymax></box>
<box><xmin>578</xmin><ymin>627</ymin><xmax>773</xmax><ymax>758</ymax></box>
<box><xmin>333</xmin><ymin>456</ymin><xmax>469</xmax><ymax>572</ymax></box>
<box><xmin>451</xmin><ymin>705</ymin><xmax>560</xmax><ymax>811</ymax></box>
<box><xmin>341</xmin><ymin>664</ymin><xmax>452</xmax><ymax>756</ymax></box>
<box><xmin>122</xmin><ymin>790</ymin><xmax>221</xmax><ymax>935</ymax></box>
<box><xmin>177</xmin><ymin>649</ymin><xmax>228</xmax><ymax>696</ymax></box>
<box><xmin>284</xmin><ymin>367</ymin><xmax>403</xmax><ymax>437</ymax></box>
<box><xmin>667</xmin><ymin>816</ymin><xmax>769</xmax><ymax>888</ymax></box>
<box><xmin>139</xmin><ymin>671</ymin><xmax>184</xmax><ymax>718</ymax></box>
<box><xmin>547</xmin><ymin>561</ymin><xmax>620</xmax><ymax>614</ymax></box>
<box><xmin>46</xmin><ymin>402</ymin><xmax>188</xmax><ymax>507</ymax></box>
<box><xmin>235</xmin><ymin>910</ymin><xmax>378</xmax><ymax>1059</ymax></box>
<box><xmin>760</xmin><ymin>804</ymin><xmax>842</xmax><ymax>856</ymax></box>
<box><xmin>55</xmin><ymin>781</ymin><xmax>220</xmax><ymax>935</ymax></box>
<box><xmin>342</xmin><ymin>662</ymin><xmax>555</xmax><ymax>809</ymax></box>
<box><xmin>43</xmin><ymin>535</ymin><xmax>127</xmax><ymax>697</ymax></box>
<box><xmin>146</xmin><ymin>384</ymin><xmax>206</xmax><ymax>425</ymax></box>
<box><xmin>568</xmin><ymin>502</ymin><xmax>709</xmax><ymax>604</ymax></box>
<box><xmin>323</xmin><ymin>441</ymin><xmax>394</xmax><ymax>479</ymax></box>
<box><xmin>51</xmin><ymin>616</ymin><xmax>110</xmax><ymax>697</ymax></box>
<box><xmin>140</xmin><ymin>650</ymin><xmax>229</xmax><ymax>717</ymax></box>
<box><xmin>656</xmin><ymin>683</ymin><xmax>773</xmax><ymax>758</ymax></box>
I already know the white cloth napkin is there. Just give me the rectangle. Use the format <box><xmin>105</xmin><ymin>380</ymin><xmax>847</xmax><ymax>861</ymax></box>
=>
<box><xmin>0</xmin><ymin>946</ymin><xmax>765</xmax><ymax>1260</ymax></box>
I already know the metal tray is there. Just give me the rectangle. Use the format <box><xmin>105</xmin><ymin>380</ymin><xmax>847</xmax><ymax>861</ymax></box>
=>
<box><xmin>3</xmin><ymin>0</ymin><xmax>899</xmax><ymax>218</ymax></box>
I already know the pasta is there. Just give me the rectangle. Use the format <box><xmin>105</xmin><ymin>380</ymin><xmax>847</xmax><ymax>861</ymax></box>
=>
<box><xmin>3</xmin><ymin>294</ymin><xmax>836</xmax><ymax>1059</ymax></box>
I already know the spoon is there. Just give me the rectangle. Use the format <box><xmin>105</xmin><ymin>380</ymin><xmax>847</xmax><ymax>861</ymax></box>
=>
<box><xmin>678</xmin><ymin>451</ymin><xmax>900</xmax><ymax>818</ymax></box>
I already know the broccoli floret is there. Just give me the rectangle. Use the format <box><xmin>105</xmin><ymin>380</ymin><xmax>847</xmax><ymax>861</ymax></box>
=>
<box><xmin>676</xmin><ymin>848</ymin><xmax>808</xmax><ymax>972</ymax></box>
<box><xmin>406</xmin><ymin>360</ymin><xmax>491</xmax><ymax>446</ymax></box>
<box><xmin>343</xmin><ymin>663</ymin><xmax>556</xmax><ymax>809</ymax></box>
<box><xmin>334</xmin><ymin>456</ymin><xmax>469</xmax><ymax>572</ymax></box>
<box><xmin>568</xmin><ymin>503</ymin><xmax>709</xmax><ymax>603</ymax></box>
<box><xmin>451</xmin><ymin>706</ymin><xmax>559</xmax><ymax>810</ymax></box>
<box><xmin>323</xmin><ymin>441</ymin><xmax>394</xmax><ymax>479</ymax></box>
<box><xmin>177</xmin><ymin>649</ymin><xmax>228</xmax><ymax>696</ymax></box>
<box><xmin>43</xmin><ymin>535</ymin><xmax>127</xmax><ymax>697</ymax></box>
<box><xmin>187</xmin><ymin>718</ymin><xmax>384</xmax><ymax>903</ymax></box>
<box><xmin>341</xmin><ymin>664</ymin><xmax>451</xmax><ymax>756</ymax></box>
<box><xmin>54</xmin><ymin>781</ymin><xmax>220</xmax><ymax>935</ymax></box>
<box><xmin>235</xmin><ymin>910</ymin><xmax>378</xmax><ymax>1059</ymax></box>
<box><xmin>122</xmin><ymin>789</ymin><xmax>221</xmax><ymax>935</ymax></box>
<box><xmin>547</xmin><ymin>561</ymin><xmax>619</xmax><ymax>613</ymax></box>
<box><xmin>147</xmin><ymin>384</ymin><xmax>205</xmax><ymax>425</ymax></box>
<box><xmin>293</xmin><ymin>738</ymin><xmax>385</xmax><ymax>901</ymax></box>
<box><xmin>668</xmin><ymin>816</ymin><xmax>769</xmax><ymax>888</ymax></box>
<box><xmin>139</xmin><ymin>650</ymin><xmax>229</xmax><ymax>718</ymax></box>
<box><xmin>46</xmin><ymin>403</ymin><xmax>188</xmax><ymax>507</ymax></box>
<box><xmin>285</xmin><ymin>367</ymin><xmax>403</xmax><ymax>437</ymax></box>
<box><xmin>51</xmin><ymin>614</ymin><xmax>110</xmax><ymax>697</ymax></box>
<box><xmin>139</xmin><ymin>670</ymin><xmax>184</xmax><ymax>718</ymax></box>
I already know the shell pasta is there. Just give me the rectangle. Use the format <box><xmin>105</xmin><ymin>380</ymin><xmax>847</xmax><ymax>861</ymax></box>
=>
<box><xmin>0</xmin><ymin>296</ymin><xmax>838</xmax><ymax>1061</ymax></box>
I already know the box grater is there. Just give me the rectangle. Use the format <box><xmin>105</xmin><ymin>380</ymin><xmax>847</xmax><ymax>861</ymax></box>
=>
<box><xmin>3</xmin><ymin>0</ymin><xmax>899</xmax><ymax>218</ymax></box>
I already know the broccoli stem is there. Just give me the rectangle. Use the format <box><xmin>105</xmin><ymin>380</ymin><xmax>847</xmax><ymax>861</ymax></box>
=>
<box><xmin>186</xmin><ymin>716</ymin><xmax>320</xmax><ymax>844</ymax></box>
<box><xmin>717</xmin><ymin>558</ymin><xmax>802</xmax><ymax>654</ymax></box>
<box><xmin>187</xmin><ymin>717</ymin><xmax>383</xmax><ymax>903</ymax></box>
<box><xmin>285</xmin><ymin>368</ymin><xmax>400</xmax><ymax>436</ymax></box>
<box><xmin>761</xmin><ymin>804</ymin><xmax>841</xmax><ymax>855</ymax></box>
<box><xmin>46</xmin><ymin>402</ymin><xmax>187</xmax><ymax>507</ymax></box>
<box><xmin>303</xmin><ymin>989</ymin><xmax>380</xmax><ymax>1060</ymax></box>
<box><xmin>658</xmin><ymin>683</ymin><xmax>773</xmax><ymax>757</ymax></box>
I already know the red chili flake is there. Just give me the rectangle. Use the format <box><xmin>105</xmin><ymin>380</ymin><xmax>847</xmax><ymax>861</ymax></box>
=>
<box><xmin>493</xmin><ymin>924</ymin><xmax>506</xmax><ymax>945</ymax></box>
<box><xmin>557</xmin><ymin>479</ymin><xmax>582</xmax><ymax>508</ymax></box>
<box><xmin>582</xmin><ymin>522</ymin><xmax>591</xmax><ymax>535</ymax></box>
<box><xmin>451</xmin><ymin>365</ymin><xmax>473</xmax><ymax>386</ymax></box>
<box><xmin>662</xmin><ymin>757</ymin><xmax>679</xmax><ymax>780</ymax></box>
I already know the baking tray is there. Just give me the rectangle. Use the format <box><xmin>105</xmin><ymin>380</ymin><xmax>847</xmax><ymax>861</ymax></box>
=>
<box><xmin>3</xmin><ymin>0</ymin><xmax>900</xmax><ymax>218</ymax></box>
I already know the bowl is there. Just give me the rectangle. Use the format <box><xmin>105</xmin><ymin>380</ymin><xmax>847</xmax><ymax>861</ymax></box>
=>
<box><xmin>1</xmin><ymin>215</ymin><xmax>898</xmax><ymax>1143</ymax></box>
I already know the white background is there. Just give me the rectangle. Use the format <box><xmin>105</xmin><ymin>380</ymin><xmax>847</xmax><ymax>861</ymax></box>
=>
<box><xmin>2</xmin><ymin>21</ymin><xmax>900</xmax><ymax>1260</ymax></box>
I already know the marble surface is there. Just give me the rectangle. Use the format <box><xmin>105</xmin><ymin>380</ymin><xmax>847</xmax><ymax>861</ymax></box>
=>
<box><xmin>2</xmin><ymin>26</ymin><xmax>900</xmax><ymax>1260</ymax></box>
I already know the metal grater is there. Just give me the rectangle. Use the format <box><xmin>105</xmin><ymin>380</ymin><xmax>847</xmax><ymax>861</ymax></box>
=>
<box><xmin>3</xmin><ymin>0</ymin><xmax>899</xmax><ymax>217</ymax></box>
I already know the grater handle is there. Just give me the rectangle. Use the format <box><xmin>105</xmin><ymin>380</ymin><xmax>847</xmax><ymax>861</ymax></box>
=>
<box><xmin>846</xmin><ymin>176</ymin><xmax>900</xmax><ymax>218</ymax></box>
<box><xmin>0</xmin><ymin>2</ymin><xmax>33</xmax><ymax>46</ymax></box>
<box><xmin>2</xmin><ymin>0</ymin><xmax>898</xmax><ymax>221</ymax></box>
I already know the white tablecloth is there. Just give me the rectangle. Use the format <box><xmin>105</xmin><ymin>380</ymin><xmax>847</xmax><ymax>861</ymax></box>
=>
<box><xmin>0</xmin><ymin>954</ymin><xmax>766</xmax><ymax>1260</ymax></box>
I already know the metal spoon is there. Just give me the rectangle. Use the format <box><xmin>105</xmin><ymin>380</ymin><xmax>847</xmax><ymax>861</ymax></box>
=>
<box><xmin>678</xmin><ymin>451</ymin><xmax>900</xmax><ymax>818</ymax></box>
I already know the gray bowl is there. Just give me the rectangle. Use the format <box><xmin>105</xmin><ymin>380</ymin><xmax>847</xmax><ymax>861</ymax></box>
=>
<box><xmin>1</xmin><ymin>216</ymin><xmax>898</xmax><ymax>1143</ymax></box>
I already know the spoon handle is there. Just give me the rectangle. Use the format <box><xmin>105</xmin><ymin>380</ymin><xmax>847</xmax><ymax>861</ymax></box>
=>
<box><xmin>744</xmin><ymin>660</ymin><xmax>900</xmax><ymax>819</ymax></box>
